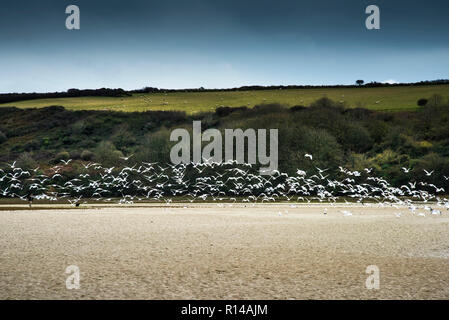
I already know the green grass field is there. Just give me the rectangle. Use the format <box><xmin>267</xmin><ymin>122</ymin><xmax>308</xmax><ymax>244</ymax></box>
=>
<box><xmin>1</xmin><ymin>85</ymin><xmax>448</xmax><ymax>113</ymax></box>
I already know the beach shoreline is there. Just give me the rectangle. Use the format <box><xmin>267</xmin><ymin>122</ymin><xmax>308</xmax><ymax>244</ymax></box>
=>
<box><xmin>1</xmin><ymin>205</ymin><xmax>448</xmax><ymax>299</ymax></box>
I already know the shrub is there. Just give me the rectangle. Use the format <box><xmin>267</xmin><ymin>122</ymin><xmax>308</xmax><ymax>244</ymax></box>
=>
<box><xmin>55</xmin><ymin>151</ymin><xmax>70</xmax><ymax>162</ymax></box>
<box><xmin>372</xmin><ymin>149</ymin><xmax>407</xmax><ymax>168</ymax></box>
<box><xmin>417</xmin><ymin>98</ymin><xmax>428</xmax><ymax>107</ymax></box>
<box><xmin>233</xmin><ymin>106</ymin><xmax>248</xmax><ymax>113</ymax></box>
<box><xmin>143</xmin><ymin>121</ymin><xmax>158</xmax><ymax>132</ymax></box>
<box><xmin>381</xmin><ymin>127</ymin><xmax>406</xmax><ymax>150</ymax></box>
<box><xmin>112</xmin><ymin>125</ymin><xmax>136</xmax><ymax>150</ymax></box>
<box><xmin>200</xmin><ymin>114</ymin><xmax>219</xmax><ymax>129</ymax></box>
<box><xmin>413</xmin><ymin>153</ymin><xmax>449</xmax><ymax>186</ymax></box>
<box><xmin>290</xmin><ymin>105</ymin><xmax>306</xmax><ymax>112</ymax></box>
<box><xmin>0</xmin><ymin>131</ymin><xmax>7</xmax><ymax>144</ymax></box>
<box><xmin>339</xmin><ymin>123</ymin><xmax>374</xmax><ymax>153</ymax></box>
<box><xmin>17</xmin><ymin>152</ymin><xmax>37</xmax><ymax>169</ymax></box>
<box><xmin>366</xmin><ymin>120</ymin><xmax>389</xmax><ymax>144</ymax></box>
<box><xmin>348</xmin><ymin>153</ymin><xmax>377</xmax><ymax>172</ymax></box>
<box><xmin>42</xmin><ymin>137</ymin><xmax>50</xmax><ymax>148</ymax></box>
<box><xmin>215</xmin><ymin>106</ymin><xmax>248</xmax><ymax>117</ymax></box>
<box><xmin>311</xmin><ymin>97</ymin><xmax>333</xmax><ymax>108</ymax></box>
<box><xmin>24</xmin><ymin>140</ymin><xmax>40</xmax><ymax>151</ymax></box>
<box><xmin>216</xmin><ymin>106</ymin><xmax>233</xmax><ymax>117</ymax></box>
<box><xmin>71</xmin><ymin>120</ymin><xmax>87</xmax><ymax>134</ymax></box>
<box><xmin>277</xmin><ymin>122</ymin><xmax>344</xmax><ymax>175</ymax></box>
<box><xmin>78</xmin><ymin>138</ymin><xmax>96</xmax><ymax>149</ymax></box>
<box><xmin>94</xmin><ymin>141</ymin><xmax>123</xmax><ymax>166</ymax></box>
<box><xmin>426</xmin><ymin>94</ymin><xmax>444</xmax><ymax>107</ymax></box>
<box><xmin>69</xmin><ymin>150</ymin><xmax>82</xmax><ymax>160</ymax></box>
<box><xmin>80</xmin><ymin>150</ymin><xmax>94</xmax><ymax>161</ymax></box>
<box><xmin>252</xmin><ymin>103</ymin><xmax>285</xmax><ymax>115</ymax></box>
<box><xmin>135</xmin><ymin>128</ymin><xmax>172</xmax><ymax>163</ymax></box>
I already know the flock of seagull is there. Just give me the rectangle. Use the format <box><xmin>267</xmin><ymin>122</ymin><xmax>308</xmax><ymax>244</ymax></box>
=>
<box><xmin>1</xmin><ymin>155</ymin><xmax>448</xmax><ymax>217</ymax></box>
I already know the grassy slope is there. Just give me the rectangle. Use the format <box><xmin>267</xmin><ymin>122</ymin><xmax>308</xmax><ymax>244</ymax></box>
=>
<box><xmin>1</xmin><ymin>85</ymin><xmax>448</xmax><ymax>113</ymax></box>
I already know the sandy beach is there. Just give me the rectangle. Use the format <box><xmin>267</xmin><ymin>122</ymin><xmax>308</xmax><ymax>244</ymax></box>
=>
<box><xmin>1</xmin><ymin>204</ymin><xmax>448</xmax><ymax>299</ymax></box>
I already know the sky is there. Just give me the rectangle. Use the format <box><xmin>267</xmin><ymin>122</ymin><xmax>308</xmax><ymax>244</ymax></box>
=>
<box><xmin>0</xmin><ymin>0</ymin><xmax>448</xmax><ymax>93</ymax></box>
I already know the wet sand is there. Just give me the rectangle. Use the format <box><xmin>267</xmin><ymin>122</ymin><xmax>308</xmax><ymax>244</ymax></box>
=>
<box><xmin>1</xmin><ymin>204</ymin><xmax>449</xmax><ymax>299</ymax></box>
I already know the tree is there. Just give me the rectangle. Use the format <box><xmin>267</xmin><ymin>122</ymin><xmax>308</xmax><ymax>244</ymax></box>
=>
<box><xmin>356</xmin><ymin>80</ymin><xmax>365</xmax><ymax>86</ymax></box>
<box><xmin>417</xmin><ymin>98</ymin><xmax>428</xmax><ymax>107</ymax></box>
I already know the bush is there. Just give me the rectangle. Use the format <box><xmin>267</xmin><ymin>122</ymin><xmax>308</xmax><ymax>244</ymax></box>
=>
<box><xmin>372</xmin><ymin>149</ymin><xmax>407</xmax><ymax>168</ymax></box>
<box><xmin>310</xmin><ymin>97</ymin><xmax>342</xmax><ymax>109</ymax></box>
<box><xmin>24</xmin><ymin>140</ymin><xmax>40</xmax><ymax>151</ymax></box>
<box><xmin>277</xmin><ymin>122</ymin><xmax>344</xmax><ymax>175</ymax></box>
<box><xmin>143</xmin><ymin>121</ymin><xmax>158</xmax><ymax>132</ymax></box>
<box><xmin>413</xmin><ymin>153</ymin><xmax>449</xmax><ymax>186</ymax></box>
<box><xmin>215</xmin><ymin>106</ymin><xmax>249</xmax><ymax>117</ymax></box>
<box><xmin>366</xmin><ymin>120</ymin><xmax>389</xmax><ymax>144</ymax></box>
<box><xmin>71</xmin><ymin>120</ymin><xmax>87</xmax><ymax>134</ymax></box>
<box><xmin>290</xmin><ymin>105</ymin><xmax>306</xmax><ymax>112</ymax></box>
<box><xmin>135</xmin><ymin>128</ymin><xmax>172</xmax><ymax>163</ymax></box>
<box><xmin>69</xmin><ymin>150</ymin><xmax>82</xmax><ymax>160</ymax></box>
<box><xmin>200</xmin><ymin>114</ymin><xmax>219</xmax><ymax>129</ymax></box>
<box><xmin>112</xmin><ymin>125</ymin><xmax>136</xmax><ymax>150</ymax></box>
<box><xmin>94</xmin><ymin>141</ymin><xmax>123</xmax><ymax>166</ymax></box>
<box><xmin>426</xmin><ymin>94</ymin><xmax>444</xmax><ymax>107</ymax></box>
<box><xmin>0</xmin><ymin>131</ymin><xmax>7</xmax><ymax>144</ymax></box>
<box><xmin>252</xmin><ymin>103</ymin><xmax>285</xmax><ymax>115</ymax></box>
<box><xmin>80</xmin><ymin>150</ymin><xmax>94</xmax><ymax>161</ymax></box>
<box><xmin>348</xmin><ymin>153</ymin><xmax>377</xmax><ymax>173</ymax></box>
<box><xmin>54</xmin><ymin>151</ymin><xmax>70</xmax><ymax>162</ymax></box>
<box><xmin>216</xmin><ymin>106</ymin><xmax>233</xmax><ymax>117</ymax></box>
<box><xmin>339</xmin><ymin>123</ymin><xmax>374</xmax><ymax>153</ymax></box>
<box><xmin>417</xmin><ymin>98</ymin><xmax>428</xmax><ymax>107</ymax></box>
<box><xmin>17</xmin><ymin>152</ymin><xmax>37</xmax><ymax>169</ymax></box>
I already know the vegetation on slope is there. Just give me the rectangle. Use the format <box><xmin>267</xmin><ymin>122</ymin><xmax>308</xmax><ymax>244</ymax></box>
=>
<box><xmin>1</xmin><ymin>95</ymin><xmax>448</xmax><ymax>189</ymax></box>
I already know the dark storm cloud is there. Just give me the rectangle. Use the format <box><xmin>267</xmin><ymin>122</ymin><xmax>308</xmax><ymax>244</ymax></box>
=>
<box><xmin>0</xmin><ymin>0</ymin><xmax>448</xmax><ymax>92</ymax></box>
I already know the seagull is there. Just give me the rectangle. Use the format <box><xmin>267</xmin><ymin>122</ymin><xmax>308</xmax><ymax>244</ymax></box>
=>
<box><xmin>431</xmin><ymin>209</ymin><xmax>441</xmax><ymax>215</ymax></box>
<box><xmin>120</xmin><ymin>154</ymin><xmax>134</xmax><ymax>161</ymax></box>
<box><xmin>424</xmin><ymin>169</ymin><xmax>434</xmax><ymax>176</ymax></box>
<box><xmin>316</xmin><ymin>167</ymin><xmax>328</xmax><ymax>173</ymax></box>
<box><xmin>7</xmin><ymin>161</ymin><xmax>17</xmax><ymax>169</ymax></box>
<box><xmin>1</xmin><ymin>154</ymin><xmax>446</xmax><ymax>216</ymax></box>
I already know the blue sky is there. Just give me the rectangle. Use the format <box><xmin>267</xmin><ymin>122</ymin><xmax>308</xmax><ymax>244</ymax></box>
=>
<box><xmin>0</xmin><ymin>0</ymin><xmax>448</xmax><ymax>92</ymax></box>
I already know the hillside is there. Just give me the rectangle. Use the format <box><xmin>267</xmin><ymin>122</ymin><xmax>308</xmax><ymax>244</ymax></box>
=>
<box><xmin>1</xmin><ymin>97</ymin><xmax>449</xmax><ymax>192</ymax></box>
<box><xmin>1</xmin><ymin>85</ymin><xmax>448</xmax><ymax>113</ymax></box>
